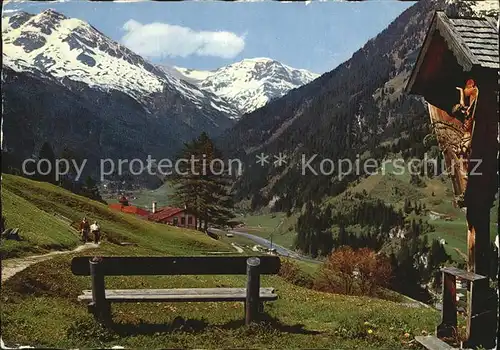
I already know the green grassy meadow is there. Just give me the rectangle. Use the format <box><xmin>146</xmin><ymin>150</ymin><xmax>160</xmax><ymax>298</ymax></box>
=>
<box><xmin>0</xmin><ymin>174</ymin><xmax>440</xmax><ymax>349</ymax></box>
<box><xmin>331</xmin><ymin>161</ymin><xmax>497</xmax><ymax>264</ymax></box>
<box><xmin>104</xmin><ymin>181</ymin><xmax>176</xmax><ymax>209</ymax></box>
<box><xmin>1</xmin><ymin>174</ymin><xmax>225</xmax><ymax>258</ymax></box>
<box><xmin>235</xmin><ymin>212</ymin><xmax>299</xmax><ymax>249</ymax></box>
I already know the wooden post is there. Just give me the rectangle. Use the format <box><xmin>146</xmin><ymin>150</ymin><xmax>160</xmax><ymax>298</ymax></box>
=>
<box><xmin>89</xmin><ymin>257</ymin><xmax>111</xmax><ymax>325</ymax></box>
<box><xmin>436</xmin><ymin>270</ymin><xmax>457</xmax><ymax>339</ymax></box>
<box><xmin>245</xmin><ymin>257</ymin><xmax>261</xmax><ymax>325</ymax></box>
<box><xmin>465</xmin><ymin>204</ymin><xmax>491</xmax><ymax>276</ymax></box>
<box><xmin>459</xmin><ymin>76</ymin><xmax>498</xmax><ymax>349</ymax></box>
<box><xmin>462</xmin><ymin>277</ymin><xmax>496</xmax><ymax>349</ymax></box>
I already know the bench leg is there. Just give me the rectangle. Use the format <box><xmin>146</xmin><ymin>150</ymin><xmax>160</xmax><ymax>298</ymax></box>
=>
<box><xmin>99</xmin><ymin>302</ymin><xmax>112</xmax><ymax>326</ymax></box>
<box><xmin>89</xmin><ymin>258</ymin><xmax>112</xmax><ymax>327</ymax></box>
<box><xmin>462</xmin><ymin>281</ymin><xmax>497</xmax><ymax>349</ymax></box>
<box><xmin>258</xmin><ymin>302</ymin><xmax>264</xmax><ymax>313</ymax></box>
<box><xmin>245</xmin><ymin>257</ymin><xmax>261</xmax><ymax>325</ymax></box>
<box><xmin>88</xmin><ymin>301</ymin><xmax>112</xmax><ymax>326</ymax></box>
<box><xmin>436</xmin><ymin>271</ymin><xmax>457</xmax><ymax>338</ymax></box>
<box><xmin>244</xmin><ymin>301</ymin><xmax>264</xmax><ymax>324</ymax></box>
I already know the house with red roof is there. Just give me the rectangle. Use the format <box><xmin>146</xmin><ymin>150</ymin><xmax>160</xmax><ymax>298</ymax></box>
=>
<box><xmin>148</xmin><ymin>205</ymin><xmax>196</xmax><ymax>229</ymax></box>
<box><xmin>108</xmin><ymin>197</ymin><xmax>196</xmax><ymax>228</ymax></box>
<box><xmin>108</xmin><ymin>196</ymin><xmax>150</xmax><ymax>217</ymax></box>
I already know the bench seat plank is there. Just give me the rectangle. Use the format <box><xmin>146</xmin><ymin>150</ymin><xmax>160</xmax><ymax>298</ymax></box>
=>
<box><xmin>81</xmin><ymin>287</ymin><xmax>275</xmax><ymax>295</ymax></box>
<box><xmin>415</xmin><ymin>335</ymin><xmax>456</xmax><ymax>350</ymax></box>
<box><xmin>441</xmin><ymin>267</ymin><xmax>486</xmax><ymax>281</ymax></box>
<box><xmin>72</xmin><ymin>256</ymin><xmax>280</xmax><ymax>276</ymax></box>
<box><xmin>78</xmin><ymin>288</ymin><xmax>277</xmax><ymax>303</ymax></box>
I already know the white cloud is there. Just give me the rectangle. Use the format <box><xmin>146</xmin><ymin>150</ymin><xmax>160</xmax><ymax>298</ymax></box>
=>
<box><xmin>121</xmin><ymin>19</ymin><xmax>245</xmax><ymax>59</ymax></box>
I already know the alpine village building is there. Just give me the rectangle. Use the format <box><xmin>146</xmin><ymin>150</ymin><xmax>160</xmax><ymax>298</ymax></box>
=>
<box><xmin>109</xmin><ymin>196</ymin><xmax>196</xmax><ymax>229</ymax></box>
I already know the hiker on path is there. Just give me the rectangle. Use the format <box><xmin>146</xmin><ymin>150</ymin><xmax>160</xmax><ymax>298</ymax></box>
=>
<box><xmin>90</xmin><ymin>221</ymin><xmax>101</xmax><ymax>244</ymax></box>
<box><xmin>79</xmin><ymin>217</ymin><xmax>90</xmax><ymax>243</ymax></box>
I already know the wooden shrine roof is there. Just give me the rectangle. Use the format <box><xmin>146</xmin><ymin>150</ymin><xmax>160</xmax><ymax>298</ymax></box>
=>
<box><xmin>407</xmin><ymin>12</ymin><xmax>498</xmax><ymax>95</ymax></box>
<box><xmin>447</xmin><ymin>16</ymin><xmax>498</xmax><ymax>70</ymax></box>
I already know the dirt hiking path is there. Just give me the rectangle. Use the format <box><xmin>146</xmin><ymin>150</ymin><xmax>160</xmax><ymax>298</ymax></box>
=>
<box><xmin>1</xmin><ymin>243</ymin><xmax>98</xmax><ymax>282</ymax></box>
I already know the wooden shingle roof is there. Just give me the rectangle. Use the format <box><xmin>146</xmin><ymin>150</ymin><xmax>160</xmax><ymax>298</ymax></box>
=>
<box><xmin>407</xmin><ymin>11</ymin><xmax>498</xmax><ymax>95</ymax></box>
<box><xmin>447</xmin><ymin>16</ymin><xmax>499</xmax><ymax>69</ymax></box>
<box><xmin>148</xmin><ymin>206</ymin><xmax>185</xmax><ymax>222</ymax></box>
<box><xmin>430</xmin><ymin>12</ymin><xmax>499</xmax><ymax>71</ymax></box>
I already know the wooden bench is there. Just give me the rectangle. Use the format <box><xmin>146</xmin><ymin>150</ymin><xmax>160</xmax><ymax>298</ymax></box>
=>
<box><xmin>71</xmin><ymin>256</ymin><xmax>280</xmax><ymax>325</ymax></box>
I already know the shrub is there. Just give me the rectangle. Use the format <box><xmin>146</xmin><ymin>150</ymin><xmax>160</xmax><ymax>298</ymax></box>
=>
<box><xmin>314</xmin><ymin>246</ymin><xmax>392</xmax><ymax>296</ymax></box>
<box><xmin>278</xmin><ymin>258</ymin><xmax>313</xmax><ymax>288</ymax></box>
<box><xmin>356</xmin><ymin>248</ymin><xmax>392</xmax><ymax>295</ymax></box>
<box><xmin>315</xmin><ymin>246</ymin><xmax>357</xmax><ymax>294</ymax></box>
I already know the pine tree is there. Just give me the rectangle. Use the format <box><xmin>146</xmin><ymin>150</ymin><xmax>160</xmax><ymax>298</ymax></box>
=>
<box><xmin>403</xmin><ymin>198</ymin><xmax>411</xmax><ymax>214</ymax></box>
<box><xmin>172</xmin><ymin>139</ymin><xmax>203</xmax><ymax>228</ymax></box>
<box><xmin>338</xmin><ymin>223</ymin><xmax>348</xmax><ymax>246</ymax></box>
<box><xmin>38</xmin><ymin>142</ymin><xmax>57</xmax><ymax>184</ymax></box>
<box><xmin>81</xmin><ymin>176</ymin><xmax>103</xmax><ymax>202</ymax></box>
<box><xmin>172</xmin><ymin>132</ymin><xmax>234</xmax><ymax>231</ymax></box>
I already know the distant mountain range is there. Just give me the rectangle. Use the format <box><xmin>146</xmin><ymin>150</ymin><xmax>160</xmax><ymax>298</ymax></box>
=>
<box><xmin>1</xmin><ymin>9</ymin><xmax>318</xmax><ymax>177</ymax></box>
<box><xmin>173</xmin><ymin>58</ymin><xmax>319</xmax><ymax>114</ymax></box>
<box><xmin>2</xmin><ymin>9</ymin><xmax>243</xmax><ymax>174</ymax></box>
<box><xmin>3</xmin><ymin>1</ymin><xmax>496</xmax><ymax>189</ymax></box>
<box><xmin>2</xmin><ymin>10</ymin><xmax>239</xmax><ymax>118</ymax></box>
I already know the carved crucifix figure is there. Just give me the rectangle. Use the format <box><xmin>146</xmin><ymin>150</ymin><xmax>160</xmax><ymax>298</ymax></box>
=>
<box><xmin>454</xmin><ymin>79</ymin><xmax>478</xmax><ymax>151</ymax></box>
<box><xmin>450</xmin><ymin>79</ymin><xmax>479</xmax><ymax>206</ymax></box>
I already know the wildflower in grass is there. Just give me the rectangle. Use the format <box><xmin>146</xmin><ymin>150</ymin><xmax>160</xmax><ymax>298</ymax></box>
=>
<box><xmin>367</xmin><ymin>329</ymin><xmax>373</xmax><ymax>334</ymax></box>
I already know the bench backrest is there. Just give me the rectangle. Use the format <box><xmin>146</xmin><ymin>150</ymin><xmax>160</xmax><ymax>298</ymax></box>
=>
<box><xmin>71</xmin><ymin>256</ymin><xmax>281</xmax><ymax>276</ymax></box>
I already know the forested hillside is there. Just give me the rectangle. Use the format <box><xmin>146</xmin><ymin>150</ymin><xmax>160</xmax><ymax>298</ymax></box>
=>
<box><xmin>218</xmin><ymin>0</ymin><xmax>496</xmax><ymax>210</ymax></box>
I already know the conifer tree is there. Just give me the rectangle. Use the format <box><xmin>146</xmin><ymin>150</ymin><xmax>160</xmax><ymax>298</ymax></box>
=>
<box><xmin>38</xmin><ymin>142</ymin><xmax>57</xmax><ymax>184</ymax></box>
<box><xmin>82</xmin><ymin>175</ymin><xmax>103</xmax><ymax>202</ymax></box>
<box><xmin>172</xmin><ymin>132</ymin><xmax>234</xmax><ymax>231</ymax></box>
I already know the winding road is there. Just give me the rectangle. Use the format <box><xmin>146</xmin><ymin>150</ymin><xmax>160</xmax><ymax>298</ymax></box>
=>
<box><xmin>210</xmin><ymin>228</ymin><xmax>321</xmax><ymax>264</ymax></box>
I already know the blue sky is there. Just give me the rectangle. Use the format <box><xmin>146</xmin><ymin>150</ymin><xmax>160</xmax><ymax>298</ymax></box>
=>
<box><xmin>3</xmin><ymin>1</ymin><xmax>415</xmax><ymax>73</ymax></box>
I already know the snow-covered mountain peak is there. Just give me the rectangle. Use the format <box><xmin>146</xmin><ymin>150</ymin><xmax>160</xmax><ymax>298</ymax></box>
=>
<box><xmin>444</xmin><ymin>0</ymin><xmax>499</xmax><ymax>17</ymax></box>
<box><xmin>217</xmin><ymin>57</ymin><xmax>318</xmax><ymax>84</ymax></box>
<box><xmin>174</xmin><ymin>57</ymin><xmax>319</xmax><ymax>114</ymax></box>
<box><xmin>2</xmin><ymin>10</ymin><xmax>240</xmax><ymax>119</ymax></box>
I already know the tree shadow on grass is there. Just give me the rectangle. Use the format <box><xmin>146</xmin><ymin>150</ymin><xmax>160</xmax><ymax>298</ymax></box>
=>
<box><xmin>107</xmin><ymin>313</ymin><xmax>322</xmax><ymax>337</ymax></box>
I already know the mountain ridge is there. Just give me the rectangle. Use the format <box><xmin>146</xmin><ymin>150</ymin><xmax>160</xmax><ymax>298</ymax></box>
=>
<box><xmin>1</xmin><ymin>9</ymin><xmax>238</xmax><ymax>178</ymax></box>
<box><xmin>174</xmin><ymin>57</ymin><xmax>319</xmax><ymax>114</ymax></box>
<box><xmin>217</xmin><ymin>0</ymin><xmax>498</xmax><ymax>210</ymax></box>
<box><xmin>2</xmin><ymin>9</ymin><xmax>240</xmax><ymax>120</ymax></box>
